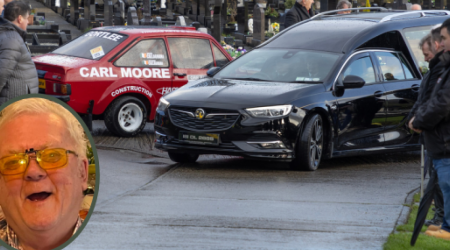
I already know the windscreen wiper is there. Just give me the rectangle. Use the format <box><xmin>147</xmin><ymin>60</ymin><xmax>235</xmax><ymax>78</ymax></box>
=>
<box><xmin>223</xmin><ymin>77</ymin><xmax>268</xmax><ymax>81</ymax></box>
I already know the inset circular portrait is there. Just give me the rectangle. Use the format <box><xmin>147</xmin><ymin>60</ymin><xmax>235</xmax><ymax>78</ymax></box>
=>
<box><xmin>0</xmin><ymin>95</ymin><xmax>99</xmax><ymax>250</ymax></box>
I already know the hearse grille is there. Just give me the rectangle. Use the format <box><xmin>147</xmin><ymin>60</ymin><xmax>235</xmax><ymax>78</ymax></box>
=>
<box><xmin>169</xmin><ymin>107</ymin><xmax>240</xmax><ymax>131</ymax></box>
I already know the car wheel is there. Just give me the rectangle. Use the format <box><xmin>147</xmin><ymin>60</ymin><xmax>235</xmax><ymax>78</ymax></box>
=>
<box><xmin>104</xmin><ymin>96</ymin><xmax>147</xmax><ymax>137</ymax></box>
<box><xmin>168</xmin><ymin>151</ymin><xmax>199</xmax><ymax>163</ymax></box>
<box><xmin>291</xmin><ymin>114</ymin><xmax>323</xmax><ymax>171</ymax></box>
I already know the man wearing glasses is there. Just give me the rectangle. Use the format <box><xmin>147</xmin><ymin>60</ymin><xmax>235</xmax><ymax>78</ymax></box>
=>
<box><xmin>0</xmin><ymin>98</ymin><xmax>89</xmax><ymax>250</ymax></box>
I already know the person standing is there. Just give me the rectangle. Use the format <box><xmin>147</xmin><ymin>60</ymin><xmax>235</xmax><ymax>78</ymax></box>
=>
<box><xmin>410</xmin><ymin>18</ymin><xmax>450</xmax><ymax>240</ymax></box>
<box><xmin>0</xmin><ymin>1</ymin><xmax>38</xmax><ymax>106</ymax></box>
<box><xmin>336</xmin><ymin>0</ymin><xmax>352</xmax><ymax>14</ymax></box>
<box><xmin>284</xmin><ymin>0</ymin><xmax>314</xmax><ymax>29</ymax></box>
<box><xmin>411</xmin><ymin>4</ymin><xmax>422</xmax><ymax>10</ymax></box>
<box><xmin>408</xmin><ymin>30</ymin><xmax>445</xmax><ymax>229</ymax></box>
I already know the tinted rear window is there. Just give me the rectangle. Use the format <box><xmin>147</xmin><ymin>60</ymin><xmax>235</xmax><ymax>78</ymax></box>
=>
<box><xmin>52</xmin><ymin>31</ymin><xmax>128</xmax><ymax>60</ymax></box>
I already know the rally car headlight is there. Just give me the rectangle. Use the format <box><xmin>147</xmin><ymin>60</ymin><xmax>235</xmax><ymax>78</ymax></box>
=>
<box><xmin>245</xmin><ymin>105</ymin><xmax>293</xmax><ymax>118</ymax></box>
<box><xmin>156</xmin><ymin>97</ymin><xmax>170</xmax><ymax>112</ymax></box>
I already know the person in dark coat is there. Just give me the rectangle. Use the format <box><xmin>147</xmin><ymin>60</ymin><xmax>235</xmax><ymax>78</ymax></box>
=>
<box><xmin>407</xmin><ymin>29</ymin><xmax>445</xmax><ymax>229</ymax></box>
<box><xmin>410</xmin><ymin>18</ymin><xmax>450</xmax><ymax>241</ymax></box>
<box><xmin>0</xmin><ymin>1</ymin><xmax>38</xmax><ymax>106</ymax></box>
<box><xmin>284</xmin><ymin>0</ymin><xmax>314</xmax><ymax>29</ymax></box>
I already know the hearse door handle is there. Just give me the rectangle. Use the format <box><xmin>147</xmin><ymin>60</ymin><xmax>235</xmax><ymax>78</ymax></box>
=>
<box><xmin>411</xmin><ymin>84</ymin><xmax>420</xmax><ymax>91</ymax></box>
<box><xmin>373</xmin><ymin>90</ymin><xmax>384</xmax><ymax>98</ymax></box>
<box><xmin>174</xmin><ymin>73</ymin><xmax>187</xmax><ymax>77</ymax></box>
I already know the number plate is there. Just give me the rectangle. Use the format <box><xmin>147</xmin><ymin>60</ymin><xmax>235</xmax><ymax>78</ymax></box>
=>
<box><xmin>179</xmin><ymin>132</ymin><xmax>219</xmax><ymax>145</ymax></box>
<box><xmin>38</xmin><ymin>79</ymin><xmax>46</xmax><ymax>89</ymax></box>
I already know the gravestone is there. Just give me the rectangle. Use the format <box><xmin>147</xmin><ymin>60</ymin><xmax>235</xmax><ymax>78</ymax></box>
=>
<box><xmin>175</xmin><ymin>15</ymin><xmax>187</xmax><ymax>26</ymax></box>
<box><xmin>84</xmin><ymin>0</ymin><xmax>90</xmax><ymax>19</ymax></box>
<box><xmin>69</xmin><ymin>0</ymin><xmax>79</xmax><ymax>25</ymax></box>
<box><xmin>142</xmin><ymin>0</ymin><xmax>152</xmax><ymax>25</ymax></box>
<box><xmin>185</xmin><ymin>0</ymin><xmax>191</xmax><ymax>15</ymax></box>
<box><xmin>189</xmin><ymin>0</ymin><xmax>198</xmax><ymax>20</ymax></box>
<box><xmin>237</xmin><ymin>6</ymin><xmax>245</xmax><ymax>33</ymax></box>
<box><xmin>221</xmin><ymin>0</ymin><xmax>227</xmax><ymax>25</ymax></box>
<box><xmin>113</xmin><ymin>0</ymin><xmax>125</xmax><ymax>25</ymax></box>
<box><xmin>166</xmin><ymin>0</ymin><xmax>174</xmax><ymax>20</ymax></box>
<box><xmin>104</xmin><ymin>0</ymin><xmax>114</xmax><ymax>26</ymax></box>
<box><xmin>252</xmin><ymin>3</ymin><xmax>264</xmax><ymax>46</ymax></box>
<box><xmin>154</xmin><ymin>16</ymin><xmax>163</xmax><ymax>25</ymax></box>
<box><xmin>212</xmin><ymin>0</ymin><xmax>222</xmax><ymax>42</ymax></box>
<box><xmin>127</xmin><ymin>7</ymin><xmax>140</xmax><ymax>25</ymax></box>
<box><xmin>198</xmin><ymin>0</ymin><xmax>206</xmax><ymax>26</ymax></box>
<box><xmin>58</xmin><ymin>0</ymin><xmax>67</xmax><ymax>15</ymax></box>
<box><xmin>204</xmin><ymin>0</ymin><xmax>212</xmax><ymax>27</ymax></box>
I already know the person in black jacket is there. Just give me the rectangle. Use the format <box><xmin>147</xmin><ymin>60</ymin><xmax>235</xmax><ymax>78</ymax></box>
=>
<box><xmin>411</xmin><ymin>18</ymin><xmax>450</xmax><ymax>240</ymax></box>
<box><xmin>408</xmin><ymin>29</ymin><xmax>446</xmax><ymax>229</ymax></box>
<box><xmin>0</xmin><ymin>1</ymin><xmax>38</xmax><ymax>106</ymax></box>
<box><xmin>284</xmin><ymin>0</ymin><xmax>314</xmax><ymax>29</ymax></box>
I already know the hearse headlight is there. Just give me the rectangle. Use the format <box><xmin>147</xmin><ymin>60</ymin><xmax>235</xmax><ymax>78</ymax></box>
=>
<box><xmin>156</xmin><ymin>97</ymin><xmax>170</xmax><ymax>112</ymax></box>
<box><xmin>245</xmin><ymin>105</ymin><xmax>293</xmax><ymax>118</ymax></box>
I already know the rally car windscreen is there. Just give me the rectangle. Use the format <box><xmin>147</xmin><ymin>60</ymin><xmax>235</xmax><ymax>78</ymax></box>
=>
<box><xmin>52</xmin><ymin>31</ymin><xmax>128</xmax><ymax>60</ymax></box>
<box><xmin>215</xmin><ymin>48</ymin><xmax>341</xmax><ymax>83</ymax></box>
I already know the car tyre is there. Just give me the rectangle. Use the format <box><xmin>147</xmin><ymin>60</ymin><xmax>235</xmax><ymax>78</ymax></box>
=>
<box><xmin>168</xmin><ymin>151</ymin><xmax>199</xmax><ymax>163</ymax></box>
<box><xmin>291</xmin><ymin>114</ymin><xmax>323</xmax><ymax>171</ymax></box>
<box><xmin>104</xmin><ymin>96</ymin><xmax>147</xmax><ymax>137</ymax></box>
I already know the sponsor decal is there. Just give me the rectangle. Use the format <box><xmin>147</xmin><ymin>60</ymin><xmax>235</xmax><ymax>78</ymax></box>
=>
<box><xmin>187</xmin><ymin>75</ymin><xmax>207</xmax><ymax>81</ymax></box>
<box><xmin>140</xmin><ymin>53</ymin><xmax>165</xmax><ymax>59</ymax></box>
<box><xmin>84</xmin><ymin>31</ymin><xmax>124</xmax><ymax>42</ymax></box>
<box><xmin>79</xmin><ymin>67</ymin><xmax>170</xmax><ymax>78</ymax></box>
<box><xmin>111</xmin><ymin>86</ymin><xmax>153</xmax><ymax>98</ymax></box>
<box><xmin>90</xmin><ymin>46</ymin><xmax>105</xmax><ymax>59</ymax></box>
<box><xmin>142</xmin><ymin>60</ymin><xmax>164</xmax><ymax>66</ymax></box>
<box><xmin>156</xmin><ymin>87</ymin><xmax>178</xmax><ymax>95</ymax></box>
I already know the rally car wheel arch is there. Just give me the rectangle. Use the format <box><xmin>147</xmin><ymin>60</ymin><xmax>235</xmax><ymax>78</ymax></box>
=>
<box><xmin>290</xmin><ymin>114</ymin><xmax>324</xmax><ymax>171</ymax></box>
<box><xmin>104</xmin><ymin>96</ymin><xmax>148</xmax><ymax>137</ymax></box>
<box><xmin>168</xmin><ymin>151</ymin><xmax>199</xmax><ymax>163</ymax></box>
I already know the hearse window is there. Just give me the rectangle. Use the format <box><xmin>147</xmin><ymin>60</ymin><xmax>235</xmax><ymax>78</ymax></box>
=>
<box><xmin>399</xmin><ymin>54</ymin><xmax>415</xmax><ymax>79</ymax></box>
<box><xmin>53</xmin><ymin>31</ymin><xmax>128</xmax><ymax>60</ymax></box>
<box><xmin>212</xmin><ymin>43</ymin><xmax>229</xmax><ymax>67</ymax></box>
<box><xmin>403</xmin><ymin>26</ymin><xmax>433</xmax><ymax>74</ymax></box>
<box><xmin>342</xmin><ymin>56</ymin><xmax>376</xmax><ymax>84</ymax></box>
<box><xmin>115</xmin><ymin>39</ymin><xmax>169</xmax><ymax>67</ymax></box>
<box><xmin>168</xmin><ymin>38</ymin><xmax>214</xmax><ymax>69</ymax></box>
<box><xmin>374</xmin><ymin>52</ymin><xmax>405</xmax><ymax>81</ymax></box>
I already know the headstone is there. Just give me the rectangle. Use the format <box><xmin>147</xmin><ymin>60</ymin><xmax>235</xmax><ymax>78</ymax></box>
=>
<box><xmin>141</xmin><ymin>0</ymin><xmax>152</xmax><ymax>24</ymax></box>
<box><xmin>237</xmin><ymin>6</ymin><xmax>245</xmax><ymax>33</ymax></box>
<box><xmin>198</xmin><ymin>0</ymin><xmax>206</xmax><ymax>25</ymax></box>
<box><xmin>204</xmin><ymin>0</ymin><xmax>212</xmax><ymax>27</ymax></box>
<box><xmin>155</xmin><ymin>16</ymin><xmax>163</xmax><ymax>25</ymax></box>
<box><xmin>59</xmin><ymin>31</ymin><xmax>69</xmax><ymax>46</ymax></box>
<box><xmin>175</xmin><ymin>15</ymin><xmax>187</xmax><ymax>26</ymax></box>
<box><xmin>252</xmin><ymin>3</ymin><xmax>264</xmax><ymax>46</ymax></box>
<box><xmin>113</xmin><ymin>0</ymin><xmax>125</xmax><ymax>25</ymax></box>
<box><xmin>221</xmin><ymin>0</ymin><xmax>227</xmax><ymax>25</ymax></box>
<box><xmin>166</xmin><ymin>0</ymin><xmax>174</xmax><ymax>19</ymax></box>
<box><xmin>32</xmin><ymin>33</ymin><xmax>40</xmax><ymax>46</ymax></box>
<box><xmin>69</xmin><ymin>0</ymin><xmax>78</xmax><ymax>25</ymax></box>
<box><xmin>104</xmin><ymin>0</ymin><xmax>114</xmax><ymax>26</ymax></box>
<box><xmin>212</xmin><ymin>0</ymin><xmax>222</xmax><ymax>42</ymax></box>
<box><xmin>127</xmin><ymin>7</ymin><xmax>140</xmax><ymax>25</ymax></box>
<box><xmin>185</xmin><ymin>0</ymin><xmax>192</xmax><ymax>15</ymax></box>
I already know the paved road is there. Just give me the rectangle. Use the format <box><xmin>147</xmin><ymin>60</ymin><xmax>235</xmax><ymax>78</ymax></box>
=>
<box><xmin>66</xmin><ymin>144</ymin><xmax>421</xmax><ymax>250</ymax></box>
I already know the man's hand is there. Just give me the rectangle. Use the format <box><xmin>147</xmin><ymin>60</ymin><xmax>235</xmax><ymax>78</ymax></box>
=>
<box><xmin>409</xmin><ymin>116</ymin><xmax>422</xmax><ymax>133</ymax></box>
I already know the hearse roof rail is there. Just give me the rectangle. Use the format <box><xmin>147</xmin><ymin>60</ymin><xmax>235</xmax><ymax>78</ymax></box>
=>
<box><xmin>379</xmin><ymin>10</ymin><xmax>450</xmax><ymax>22</ymax></box>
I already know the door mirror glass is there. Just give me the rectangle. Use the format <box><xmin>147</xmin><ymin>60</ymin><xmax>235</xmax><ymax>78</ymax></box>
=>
<box><xmin>207</xmin><ymin>67</ymin><xmax>221</xmax><ymax>77</ymax></box>
<box><xmin>343</xmin><ymin>75</ymin><xmax>365</xmax><ymax>88</ymax></box>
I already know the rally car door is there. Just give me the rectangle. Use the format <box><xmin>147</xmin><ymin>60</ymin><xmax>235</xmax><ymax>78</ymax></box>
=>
<box><xmin>114</xmin><ymin>37</ymin><xmax>172</xmax><ymax>99</ymax></box>
<box><xmin>167</xmin><ymin>37</ymin><xmax>215</xmax><ymax>90</ymax></box>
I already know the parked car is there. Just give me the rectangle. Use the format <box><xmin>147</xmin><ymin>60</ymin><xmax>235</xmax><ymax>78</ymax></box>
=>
<box><xmin>33</xmin><ymin>26</ymin><xmax>233</xmax><ymax>136</ymax></box>
<box><xmin>154</xmin><ymin>10</ymin><xmax>450</xmax><ymax>170</ymax></box>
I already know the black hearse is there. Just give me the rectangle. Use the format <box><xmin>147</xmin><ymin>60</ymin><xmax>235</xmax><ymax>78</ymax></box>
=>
<box><xmin>155</xmin><ymin>9</ymin><xmax>449</xmax><ymax>171</ymax></box>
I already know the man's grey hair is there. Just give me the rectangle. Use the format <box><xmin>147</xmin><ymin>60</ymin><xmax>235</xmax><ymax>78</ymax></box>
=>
<box><xmin>337</xmin><ymin>0</ymin><xmax>352</xmax><ymax>9</ymax></box>
<box><xmin>419</xmin><ymin>33</ymin><xmax>433</xmax><ymax>52</ymax></box>
<box><xmin>431</xmin><ymin>23</ymin><xmax>442</xmax><ymax>44</ymax></box>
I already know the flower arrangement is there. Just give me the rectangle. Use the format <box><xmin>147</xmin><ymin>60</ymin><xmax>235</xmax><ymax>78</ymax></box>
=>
<box><xmin>39</xmin><ymin>17</ymin><xmax>45</xmax><ymax>25</ymax></box>
<box><xmin>272</xmin><ymin>22</ymin><xmax>280</xmax><ymax>33</ymax></box>
<box><xmin>222</xmin><ymin>44</ymin><xmax>247</xmax><ymax>59</ymax></box>
<box><xmin>264</xmin><ymin>7</ymin><xmax>279</xmax><ymax>18</ymax></box>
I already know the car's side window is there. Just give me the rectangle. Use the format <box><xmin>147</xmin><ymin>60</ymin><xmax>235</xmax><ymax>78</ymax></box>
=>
<box><xmin>374</xmin><ymin>52</ymin><xmax>406</xmax><ymax>81</ymax></box>
<box><xmin>403</xmin><ymin>26</ymin><xmax>433</xmax><ymax>74</ymax></box>
<box><xmin>168</xmin><ymin>38</ymin><xmax>214</xmax><ymax>69</ymax></box>
<box><xmin>342</xmin><ymin>56</ymin><xmax>376</xmax><ymax>84</ymax></box>
<box><xmin>115</xmin><ymin>39</ymin><xmax>169</xmax><ymax>67</ymax></box>
<box><xmin>212</xmin><ymin>43</ymin><xmax>229</xmax><ymax>67</ymax></box>
<box><xmin>399</xmin><ymin>54</ymin><xmax>415</xmax><ymax>79</ymax></box>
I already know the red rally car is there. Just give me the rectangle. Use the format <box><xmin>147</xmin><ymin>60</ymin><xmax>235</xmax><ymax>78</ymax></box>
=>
<box><xmin>33</xmin><ymin>26</ymin><xmax>233</xmax><ymax>136</ymax></box>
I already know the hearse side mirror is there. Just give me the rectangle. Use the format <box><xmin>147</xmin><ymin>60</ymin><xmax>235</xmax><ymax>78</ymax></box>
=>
<box><xmin>342</xmin><ymin>75</ymin><xmax>365</xmax><ymax>89</ymax></box>
<box><xmin>207</xmin><ymin>67</ymin><xmax>221</xmax><ymax>77</ymax></box>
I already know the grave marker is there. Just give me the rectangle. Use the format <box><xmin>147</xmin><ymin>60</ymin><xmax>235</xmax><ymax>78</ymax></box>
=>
<box><xmin>252</xmin><ymin>2</ymin><xmax>264</xmax><ymax>46</ymax></box>
<box><xmin>127</xmin><ymin>7</ymin><xmax>140</xmax><ymax>25</ymax></box>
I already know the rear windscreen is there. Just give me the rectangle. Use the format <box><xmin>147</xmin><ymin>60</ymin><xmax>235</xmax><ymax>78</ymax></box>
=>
<box><xmin>52</xmin><ymin>31</ymin><xmax>128</xmax><ymax>60</ymax></box>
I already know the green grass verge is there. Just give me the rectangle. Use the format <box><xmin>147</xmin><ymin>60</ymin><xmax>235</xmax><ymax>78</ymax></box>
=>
<box><xmin>396</xmin><ymin>205</ymin><xmax>434</xmax><ymax>233</ymax></box>
<box><xmin>384</xmin><ymin>232</ymin><xmax>450</xmax><ymax>250</ymax></box>
<box><xmin>384</xmin><ymin>193</ymin><xmax>450</xmax><ymax>249</ymax></box>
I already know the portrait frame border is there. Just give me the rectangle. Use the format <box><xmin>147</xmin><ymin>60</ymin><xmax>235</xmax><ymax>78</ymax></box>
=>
<box><xmin>0</xmin><ymin>93</ymin><xmax>100</xmax><ymax>250</ymax></box>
